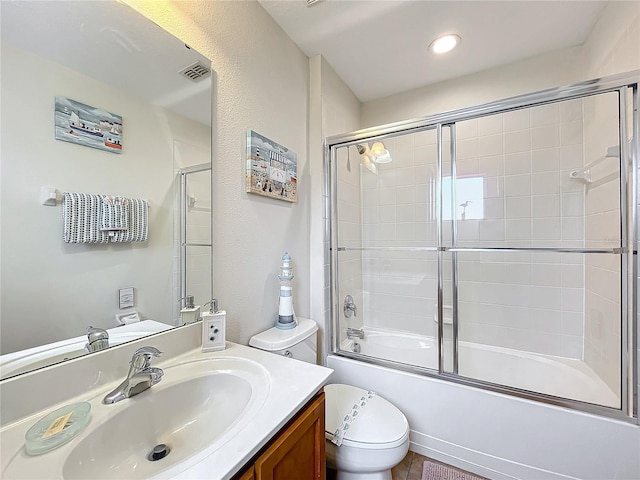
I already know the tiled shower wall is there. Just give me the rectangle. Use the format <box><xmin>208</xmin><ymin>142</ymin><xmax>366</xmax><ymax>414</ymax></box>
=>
<box><xmin>339</xmin><ymin>97</ymin><xmax>624</xmax><ymax>361</ymax></box>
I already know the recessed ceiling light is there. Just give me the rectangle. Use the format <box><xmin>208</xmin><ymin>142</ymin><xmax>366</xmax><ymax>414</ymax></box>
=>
<box><xmin>429</xmin><ymin>34</ymin><xmax>461</xmax><ymax>55</ymax></box>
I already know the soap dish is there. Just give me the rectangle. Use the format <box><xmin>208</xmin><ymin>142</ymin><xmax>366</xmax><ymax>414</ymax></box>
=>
<box><xmin>24</xmin><ymin>402</ymin><xmax>91</xmax><ymax>456</ymax></box>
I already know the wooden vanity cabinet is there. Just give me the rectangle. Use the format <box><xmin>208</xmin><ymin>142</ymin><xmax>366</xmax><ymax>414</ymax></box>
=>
<box><xmin>233</xmin><ymin>391</ymin><xmax>326</xmax><ymax>480</ymax></box>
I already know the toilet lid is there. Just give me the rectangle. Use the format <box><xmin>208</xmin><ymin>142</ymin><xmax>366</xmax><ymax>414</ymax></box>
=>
<box><xmin>324</xmin><ymin>384</ymin><xmax>409</xmax><ymax>449</ymax></box>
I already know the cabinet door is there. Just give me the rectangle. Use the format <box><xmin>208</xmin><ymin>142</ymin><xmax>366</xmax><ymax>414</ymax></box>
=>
<box><xmin>255</xmin><ymin>392</ymin><xmax>326</xmax><ymax>480</ymax></box>
<box><xmin>236</xmin><ymin>467</ymin><xmax>255</xmax><ymax>480</ymax></box>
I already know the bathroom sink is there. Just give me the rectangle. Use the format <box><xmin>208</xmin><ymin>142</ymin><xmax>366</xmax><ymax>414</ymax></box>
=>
<box><xmin>2</xmin><ymin>357</ymin><xmax>270</xmax><ymax>480</ymax></box>
<box><xmin>62</xmin><ymin>357</ymin><xmax>269</xmax><ymax>479</ymax></box>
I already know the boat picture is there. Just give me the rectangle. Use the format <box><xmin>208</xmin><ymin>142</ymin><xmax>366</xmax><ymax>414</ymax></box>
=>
<box><xmin>69</xmin><ymin>111</ymin><xmax>103</xmax><ymax>137</ymax></box>
<box><xmin>54</xmin><ymin>96</ymin><xmax>123</xmax><ymax>154</ymax></box>
<box><xmin>104</xmin><ymin>138</ymin><xmax>122</xmax><ymax>150</ymax></box>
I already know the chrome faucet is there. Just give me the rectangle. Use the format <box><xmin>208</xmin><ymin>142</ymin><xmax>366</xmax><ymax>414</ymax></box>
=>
<box><xmin>85</xmin><ymin>326</ymin><xmax>109</xmax><ymax>353</ymax></box>
<box><xmin>103</xmin><ymin>346</ymin><xmax>163</xmax><ymax>404</ymax></box>
<box><xmin>344</xmin><ymin>295</ymin><xmax>357</xmax><ymax>318</ymax></box>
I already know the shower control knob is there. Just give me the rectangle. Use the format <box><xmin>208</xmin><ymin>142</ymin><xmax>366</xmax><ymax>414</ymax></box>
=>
<box><xmin>284</xmin><ymin>350</ymin><xmax>292</xmax><ymax>358</ymax></box>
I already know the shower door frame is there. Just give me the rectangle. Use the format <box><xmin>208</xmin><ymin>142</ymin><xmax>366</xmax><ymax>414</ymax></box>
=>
<box><xmin>178</xmin><ymin>162</ymin><xmax>214</xmax><ymax>313</ymax></box>
<box><xmin>326</xmin><ymin>70</ymin><xmax>640</xmax><ymax>422</ymax></box>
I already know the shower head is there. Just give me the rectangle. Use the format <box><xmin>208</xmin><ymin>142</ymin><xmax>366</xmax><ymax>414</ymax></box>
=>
<box><xmin>356</xmin><ymin>144</ymin><xmax>369</xmax><ymax>155</ymax></box>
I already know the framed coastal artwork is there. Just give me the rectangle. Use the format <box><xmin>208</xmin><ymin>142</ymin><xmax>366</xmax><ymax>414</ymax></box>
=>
<box><xmin>246</xmin><ymin>130</ymin><xmax>297</xmax><ymax>203</ymax></box>
<box><xmin>54</xmin><ymin>96</ymin><xmax>123</xmax><ymax>154</ymax></box>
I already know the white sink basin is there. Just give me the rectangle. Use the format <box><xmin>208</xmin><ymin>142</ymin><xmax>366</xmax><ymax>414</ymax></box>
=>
<box><xmin>2</xmin><ymin>357</ymin><xmax>270</xmax><ymax>480</ymax></box>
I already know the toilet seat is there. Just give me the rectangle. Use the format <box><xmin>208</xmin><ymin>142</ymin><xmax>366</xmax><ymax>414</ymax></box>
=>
<box><xmin>324</xmin><ymin>384</ymin><xmax>409</xmax><ymax>450</ymax></box>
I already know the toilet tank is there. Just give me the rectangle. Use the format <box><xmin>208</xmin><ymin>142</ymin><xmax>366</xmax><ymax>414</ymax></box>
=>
<box><xmin>249</xmin><ymin>318</ymin><xmax>318</xmax><ymax>364</ymax></box>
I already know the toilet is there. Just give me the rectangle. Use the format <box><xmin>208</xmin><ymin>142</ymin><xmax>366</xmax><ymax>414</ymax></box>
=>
<box><xmin>249</xmin><ymin>318</ymin><xmax>410</xmax><ymax>480</ymax></box>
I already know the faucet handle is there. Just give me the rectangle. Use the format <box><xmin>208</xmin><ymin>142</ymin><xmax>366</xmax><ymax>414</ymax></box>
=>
<box><xmin>133</xmin><ymin>346</ymin><xmax>162</xmax><ymax>357</ymax></box>
<box><xmin>130</xmin><ymin>346</ymin><xmax>162</xmax><ymax>372</ymax></box>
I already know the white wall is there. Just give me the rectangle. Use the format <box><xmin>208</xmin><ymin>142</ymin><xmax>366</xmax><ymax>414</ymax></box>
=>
<box><xmin>126</xmin><ymin>1</ymin><xmax>311</xmax><ymax>345</ymax></box>
<box><xmin>361</xmin><ymin>46</ymin><xmax>586</xmax><ymax>128</ymax></box>
<box><xmin>0</xmin><ymin>43</ymin><xmax>210</xmax><ymax>353</ymax></box>
<box><xmin>309</xmin><ymin>56</ymin><xmax>361</xmax><ymax>359</ymax></box>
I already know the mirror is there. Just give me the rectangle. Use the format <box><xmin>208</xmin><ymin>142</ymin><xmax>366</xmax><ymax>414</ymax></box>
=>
<box><xmin>0</xmin><ymin>0</ymin><xmax>212</xmax><ymax>379</ymax></box>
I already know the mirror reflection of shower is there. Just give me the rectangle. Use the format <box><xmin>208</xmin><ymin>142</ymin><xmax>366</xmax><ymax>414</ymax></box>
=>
<box><xmin>174</xmin><ymin>140</ymin><xmax>213</xmax><ymax>324</ymax></box>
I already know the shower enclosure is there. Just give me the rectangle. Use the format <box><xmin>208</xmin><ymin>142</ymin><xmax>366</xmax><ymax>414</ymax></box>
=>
<box><xmin>326</xmin><ymin>72</ymin><xmax>639</xmax><ymax>419</ymax></box>
<box><xmin>174</xmin><ymin>140</ymin><xmax>213</xmax><ymax>322</ymax></box>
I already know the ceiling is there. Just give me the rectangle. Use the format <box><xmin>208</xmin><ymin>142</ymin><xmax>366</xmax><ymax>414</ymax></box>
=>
<box><xmin>259</xmin><ymin>0</ymin><xmax>608</xmax><ymax>102</ymax></box>
<box><xmin>1</xmin><ymin>0</ymin><xmax>211</xmax><ymax>126</ymax></box>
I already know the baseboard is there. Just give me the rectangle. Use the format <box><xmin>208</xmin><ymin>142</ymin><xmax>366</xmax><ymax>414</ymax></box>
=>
<box><xmin>409</xmin><ymin>430</ymin><xmax>581</xmax><ymax>480</ymax></box>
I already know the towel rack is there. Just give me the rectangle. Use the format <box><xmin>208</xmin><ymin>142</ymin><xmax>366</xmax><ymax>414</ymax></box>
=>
<box><xmin>568</xmin><ymin>141</ymin><xmax>629</xmax><ymax>186</ymax></box>
<box><xmin>40</xmin><ymin>187</ymin><xmax>149</xmax><ymax>207</ymax></box>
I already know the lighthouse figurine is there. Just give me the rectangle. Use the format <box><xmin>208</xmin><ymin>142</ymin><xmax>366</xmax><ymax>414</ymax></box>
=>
<box><xmin>276</xmin><ymin>252</ymin><xmax>297</xmax><ymax>330</ymax></box>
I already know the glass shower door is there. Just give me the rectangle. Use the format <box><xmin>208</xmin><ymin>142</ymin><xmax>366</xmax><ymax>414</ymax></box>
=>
<box><xmin>332</xmin><ymin>129</ymin><xmax>441</xmax><ymax>370</ymax></box>
<box><xmin>446</xmin><ymin>91</ymin><xmax>628</xmax><ymax>409</ymax></box>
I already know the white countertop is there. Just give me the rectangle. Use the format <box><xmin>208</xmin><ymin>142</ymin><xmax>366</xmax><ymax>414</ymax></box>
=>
<box><xmin>0</xmin><ymin>332</ymin><xmax>333</xmax><ymax>480</ymax></box>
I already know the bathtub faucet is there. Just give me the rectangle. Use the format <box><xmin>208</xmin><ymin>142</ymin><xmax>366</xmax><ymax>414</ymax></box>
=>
<box><xmin>347</xmin><ymin>328</ymin><xmax>364</xmax><ymax>339</ymax></box>
<box><xmin>344</xmin><ymin>295</ymin><xmax>357</xmax><ymax>318</ymax></box>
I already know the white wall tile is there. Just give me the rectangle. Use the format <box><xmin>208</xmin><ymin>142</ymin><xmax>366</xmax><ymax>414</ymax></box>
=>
<box><xmin>479</xmin><ymin>219</ymin><xmax>505</xmax><ymax>241</ymax></box>
<box><xmin>478</xmin><ymin>154</ymin><xmax>505</xmax><ymax>176</ymax></box>
<box><xmin>533</xmin><ymin>218</ymin><xmax>561</xmax><ymax>241</ymax></box>
<box><xmin>561</xmin><ymin>120</ymin><xmax>584</xmax><ymax>146</ymax></box>
<box><xmin>457</xmin><ymin>138</ymin><xmax>479</xmax><ymax>160</ymax></box>
<box><xmin>532</xmin><ymin>148</ymin><xmax>560</xmax><ymax>173</ymax></box>
<box><xmin>505</xmin><ymin>152</ymin><xmax>532</xmax><ymax>175</ymax></box>
<box><xmin>506</xmin><ymin>196</ymin><xmax>531</xmax><ymax>218</ymax></box>
<box><xmin>456</xmin><ymin>119</ymin><xmax>478</xmax><ymax>140</ymax></box>
<box><xmin>506</xmin><ymin>218</ymin><xmax>532</xmax><ymax>240</ymax></box>
<box><xmin>504</xmin><ymin>129</ymin><xmax>531</xmax><ymax>154</ymax></box>
<box><xmin>503</xmin><ymin>109</ymin><xmax>530</xmax><ymax>132</ymax></box>
<box><xmin>531</xmin><ymin>103</ymin><xmax>559</xmax><ymax>127</ymax></box>
<box><xmin>532</xmin><ymin>171</ymin><xmax>561</xmax><ymax>195</ymax></box>
<box><xmin>532</xmin><ymin>194</ymin><xmax>560</xmax><ymax>217</ymax></box>
<box><xmin>531</xmin><ymin>125</ymin><xmax>560</xmax><ymax>150</ymax></box>
<box><xmin>505</xmin><ymin>174</ymin><xmax>532</xmax><ymax>197</ymax></box>
<box><xmin>477</xmin><ymin>114</ymin><xmax>503</xmax><ymax>136</ymax></box>
<box><xmin>478</xmin><ymin>133</ymin><xmax>504</xmax><ymax>157</ymax></box>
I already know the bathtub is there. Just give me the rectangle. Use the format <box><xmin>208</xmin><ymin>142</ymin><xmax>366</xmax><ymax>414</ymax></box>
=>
<box><xmin>342</xmin><ymin>328</ymin><xmax>619</xmax><ymax>408</ymax></box>
<box><xmin>327</xmin><ymin>338</ymin><xmax>640</xmax><ymax>480</ymax></box>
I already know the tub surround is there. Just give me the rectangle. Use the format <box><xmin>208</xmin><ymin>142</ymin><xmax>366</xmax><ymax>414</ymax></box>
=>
<box><xmin>0</xmin><ymin>322</ymin><xmax>333</xmax><ymax>479</ymax></box>
<box><xmin>328</xmin><ymin>355</ymin><xmax>640</xmax><ymax>480</ymax></box>
<box><xmin>341</xmin><ymin>328</ymin><xmax>619</xmax><ymax>408</ymax></box>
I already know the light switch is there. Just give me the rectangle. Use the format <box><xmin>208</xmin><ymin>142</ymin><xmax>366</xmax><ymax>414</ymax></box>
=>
<box><xmin>119</xmin><ymin>287</ymin><xmax>134</xmax><ymax>309</ymax></box>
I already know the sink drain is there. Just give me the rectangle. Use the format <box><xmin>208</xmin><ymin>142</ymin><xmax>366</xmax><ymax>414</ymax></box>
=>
<box><xmin>148</xmin><ymin>444</ymin><xmax>170</xmax><ymax>461</ymax></box>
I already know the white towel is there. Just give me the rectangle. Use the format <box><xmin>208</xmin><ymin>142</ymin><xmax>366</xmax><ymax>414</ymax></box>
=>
<box><xmin>101</xmin><ymin>196</ymin><xmax>129</xmax><ymax>233</ymax></box>
<box><xmin>63</xmin><ymin>193</ymin><xmax>148</xmax><ymax>243</ymax></box>
<box><xmin>63</xmin><ymin>193</ymin><xmax>109</xmax><ymax>243</ymax></box>
<box><xmin>111</xmin><ymin>198</ymin><xmax>148</xmax><ymax>243</ymax></box>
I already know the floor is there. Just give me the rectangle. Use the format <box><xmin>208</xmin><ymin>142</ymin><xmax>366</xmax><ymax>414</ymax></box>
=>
<box><xmin>393</xmin><ymin>451</ymin><xmax>487</xmax><ymax>480</ymax></box>
<box><xmin>328</xmin><ymin>451</ymin><xmax>486</xmax><ymax>480</ymax></box>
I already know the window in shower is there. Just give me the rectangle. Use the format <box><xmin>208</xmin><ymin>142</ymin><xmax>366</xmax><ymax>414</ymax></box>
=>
<box><xmin>328</xmin><ymin>75</ymin><xmax>636</xmax><ymax>418</ymax></box>
<box><xmin>442</xmin><ymin>176</ymin><xmax>484</xmax><ymax>221</ymax></box>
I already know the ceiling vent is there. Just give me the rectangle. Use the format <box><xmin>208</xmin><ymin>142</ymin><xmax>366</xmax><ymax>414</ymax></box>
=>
<box><xmin>306</xmin><ymin>0</ymin><xmax>324</xmax><ymax>6</ymax></box>
<box><xmin>179</xmin><ymin>61</ymin><xmax>211</xmax><ymax>82</ymax></box>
